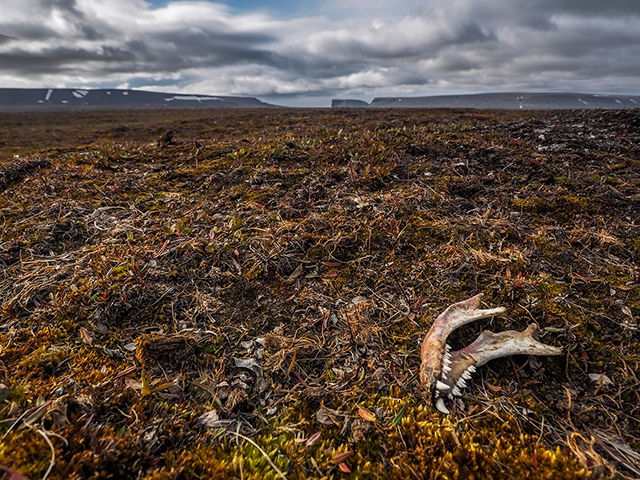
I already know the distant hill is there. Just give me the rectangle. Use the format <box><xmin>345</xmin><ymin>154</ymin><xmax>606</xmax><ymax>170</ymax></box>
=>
<box><xmin>0</xmin><ymin>88</ymin><xmax>277</xmax><ymax>112</ymax></box>
<box><xmin>333</xmin><ymin>92</ymin><xmax>640</xmax><ymax>109</ymax></box>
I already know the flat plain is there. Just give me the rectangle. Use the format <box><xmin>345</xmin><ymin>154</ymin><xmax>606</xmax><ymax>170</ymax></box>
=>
<box><xmin>1</xmin><ymin>107</ymin><xmax>639</xmax><ymax>479</ymax></box>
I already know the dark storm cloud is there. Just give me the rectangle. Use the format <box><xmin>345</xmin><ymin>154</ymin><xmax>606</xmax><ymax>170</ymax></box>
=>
<box><xmin>0</xmin><ymin>0</ymin><xmax>278</xmax><ymax>78</ymax></box>
<box><xmin>0</xmin><ymin>46</ymin><xmax>136</xmax><ymax>74</ymax></box>
<box><xmin>535</xmin><ymin>0</ymin><xmax>639</xmax><ymax>17</ymax></box>
<box><xmin>4</xmin><ymin>0</ymin><xmax>105</xmax><ymax>41</ymax></box>
<box><xmin>0</xmin><ymin>34</ymin><xmax>17</xmax><ymax>44</ymax></box>
<box><xmin>146</xmin><ymin>30</ymin><xmax>276</xmax><ymax>66</ymax></box>
<box><xmin>3</xmin><ymin>23</ymin><xmax>103</xmax><ymax>42</ymax></box>
<box><xmin>464</xmin><ymin>0</ymin><xmax>640</xmax><ymax>27</ymax></box>
<box><xmin>0</xmin><ymin>37</ymin><xmax>275</xmax><ymax>77</ymax></box>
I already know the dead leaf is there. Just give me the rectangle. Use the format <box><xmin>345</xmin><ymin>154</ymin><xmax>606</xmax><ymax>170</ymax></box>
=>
<box><xmin>115</xmin><ymin>366</ymin><xmax>137</xmax><ymax>379</ymax></box>
<box><xmin>357</xmin><ymin>407</ymin><xmax>376</xmax><ymax>422</ymax></box>
<box><xmin>300</xmin><ymin>431</ymin><xmax>321</xmax><ymax>452</ymax></box>
<box><xmin>233</xmin><ymin>357</ymin><xmax>268</xmax><ymax>392</ymax></box>
<box><xmin>233</xmin><ymin>357</ymin><xmax>261</xmax><ymax>371</ymax></box>
<box><xmin>286</xmin><ymin>264</ymin><xmax>304</xmax><ymax>282</ymax></box>
<box><xmin>196</xmin><ymin>409</ymin><xmax>220</xmax><ymax>426</ymax></box>
<box><xmin>316</xmin><ymin>407</ymin><xmax>347</xmax><ymax>426</ymax></box>
<box><xmin>124</xmin><ymin>377</ymin><xmax>143</xmax><ymax>390</ymax></box>
<box><xmin>330</xmin><ymin>450</ymin><xmax>354</xmax><ymax>464</ymax></box>
<box><xmin>305</xmin><ymin>431</ymin><xmax>321</xmax><ymax>447</ymax></box>
<box><xmin>79</xmin><ymin>327</ymin><xmax>93</xmax><ymax>346</ymax></box>
<box><xmin>149</xmin><ymin>379</ymin><xmax>179</xmax><ymax>394</ymax></box>
<box><xmin>0</xmin><ymin>464</ymin><xmax>32</xmax><ymax>480</ymax></box>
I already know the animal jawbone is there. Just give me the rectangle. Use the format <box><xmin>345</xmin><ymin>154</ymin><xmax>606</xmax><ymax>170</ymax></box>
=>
<box><xmin>420</xmin><ymin>294</ymin><xmax>562</xmax><ymax>414</ymax></box>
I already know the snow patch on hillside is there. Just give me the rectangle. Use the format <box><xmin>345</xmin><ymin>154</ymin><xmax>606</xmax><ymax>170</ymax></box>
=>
<box><xmin>164</xmin><ymin>95</ymin><xmax>223</xmax><ymax>103</ymax></box>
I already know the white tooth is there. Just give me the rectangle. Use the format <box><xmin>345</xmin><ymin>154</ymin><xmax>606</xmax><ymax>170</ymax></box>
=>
<box><xmin>443</xmin><ymin>365</ymin><xmax>452</xmax><ymax>374</ymax></box>
<box><xmin>441</xmin><ymin>372</ymin><xmax>447</xmax><ymax>380</ymax></box>
<box><xmin>447</xmin><ymin>393</ymin><xmax>453</xmax><ymax>399</ymax></box>
<box><xmin>468</xmin><ymin>365</ymin><xmax>476</xmax><ymax>373</ymax></box>
<box><xmin>436</xmin><ymin>381</ymin><xmax>451</xmax><ymax>390</ymax></box>
<box><xmin>452</xmin><ymin>386</ymin><xmax>462</xmax><ymax>396</ymax></box>
<box><xmin>462</xmin><ymin>371</ymin><xmax>472</xmax><ymax>380</ymax></box>
<box><xmin>457</xmin><ymin>378</ymin><xmax>467</xmax><ymax>388</ymax></box>
<box><xmin>445</xmin><ymin>344</ymin><xmax>451</xmax><ymax>352</ymax></box>
<box><xmin>444</xmin><ymin>358</ymin><xmax>452</xmax><ymax>366</ymax></box>
<box><xmin>436</xmin><ymin>398</ymin><xmax>450</xmax><ymax>414</ymax></box>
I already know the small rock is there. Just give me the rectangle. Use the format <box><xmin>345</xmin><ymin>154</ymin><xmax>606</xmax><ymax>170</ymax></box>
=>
<box><xmin>588</xmin><ymin>373</ymin><xmax>613</xmax><ymax>386</ymax></box>
<box><xmin>53</xmin><ymin>386</ymin><xmax>66</xmax><ymax>397</ymax></box>
<box><xmin>266</xmin><ymin>405</ymin><xmax>278</xmax><ymax>415</ymax></box>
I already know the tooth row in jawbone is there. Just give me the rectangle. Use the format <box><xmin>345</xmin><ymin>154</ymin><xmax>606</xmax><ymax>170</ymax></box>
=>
<box><xmin>420</xmin><ymin>294</ymin><xmax>563</xmax><ymax>414</ymax></box>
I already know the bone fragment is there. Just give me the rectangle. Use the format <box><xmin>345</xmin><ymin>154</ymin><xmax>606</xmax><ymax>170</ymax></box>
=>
<box><xmin>436</xmin><ymin>381</ymin><xmax>450</xmax><ymax>391</ymax></box>
<box><xmin>436</xmin><ymin>397</ymin><xmax>450</xmax><ymax>414</ymax></box>
<box><xmin>420</xmin><ymin>294</ymin><xmax>563</xmax><ymax>414</ymax></box>
<box><xmin>420</xmin><ymin>293</ymin><xmax>505</xmax><ymax>397</ymax></box>
<box><xmin>442</xmin><ymin>323</ymin><xmax>562</xmax><ymax>391</ymax></box>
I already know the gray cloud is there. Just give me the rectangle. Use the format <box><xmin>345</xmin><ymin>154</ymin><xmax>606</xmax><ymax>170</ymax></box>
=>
<box><xmin>0</xmin><ymin>0</ymin><xmax>638</xmax><ymax>106</ymax></box>
<box><xmin>536</xmin><ymin>0</ymin><xmax>639</xmax><ymax>17</ymax></box>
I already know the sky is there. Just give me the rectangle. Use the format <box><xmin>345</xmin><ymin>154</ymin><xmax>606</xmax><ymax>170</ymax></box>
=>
<box><xmin>0</xmin><ymin>0</ymin><xmax>639</xmax><ymax>107</ymax></box>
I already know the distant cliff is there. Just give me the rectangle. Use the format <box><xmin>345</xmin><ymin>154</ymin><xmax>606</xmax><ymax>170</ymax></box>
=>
<box><xmin>0</xmin><ymin>88</ymin><xmax>277</xmax><ymax>111</ymax></box>
<box><xmin>332</xmin><ymin>92</ymin><xmax>640</xmax><ymax>109</ymax></box>
<box><xmin>331</xmin><ymin>99</ymin><xmax>369</xmax><ymax>108</ymax></box>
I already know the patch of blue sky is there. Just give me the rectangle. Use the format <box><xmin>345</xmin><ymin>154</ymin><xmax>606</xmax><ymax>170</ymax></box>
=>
<box><xmin>145</xmin><ymin>0</ymin><xmax>320</xmax><ymax>18</ymax></box>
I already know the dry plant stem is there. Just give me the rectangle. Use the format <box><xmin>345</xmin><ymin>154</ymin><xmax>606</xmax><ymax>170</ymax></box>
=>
<box><xmin>230</xmin><ymin>431</ymin><xmax>288</xmax><ymax>480</ymax></box>
<box><xmin>35</xmin><ymin>428</ymin><xmax>55</xmax><ymax>480</ymax></box>
<box><xmin>387</xmin><ymin>265</ymin><xmax>413</xmax><ymax>311</ymax></box>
